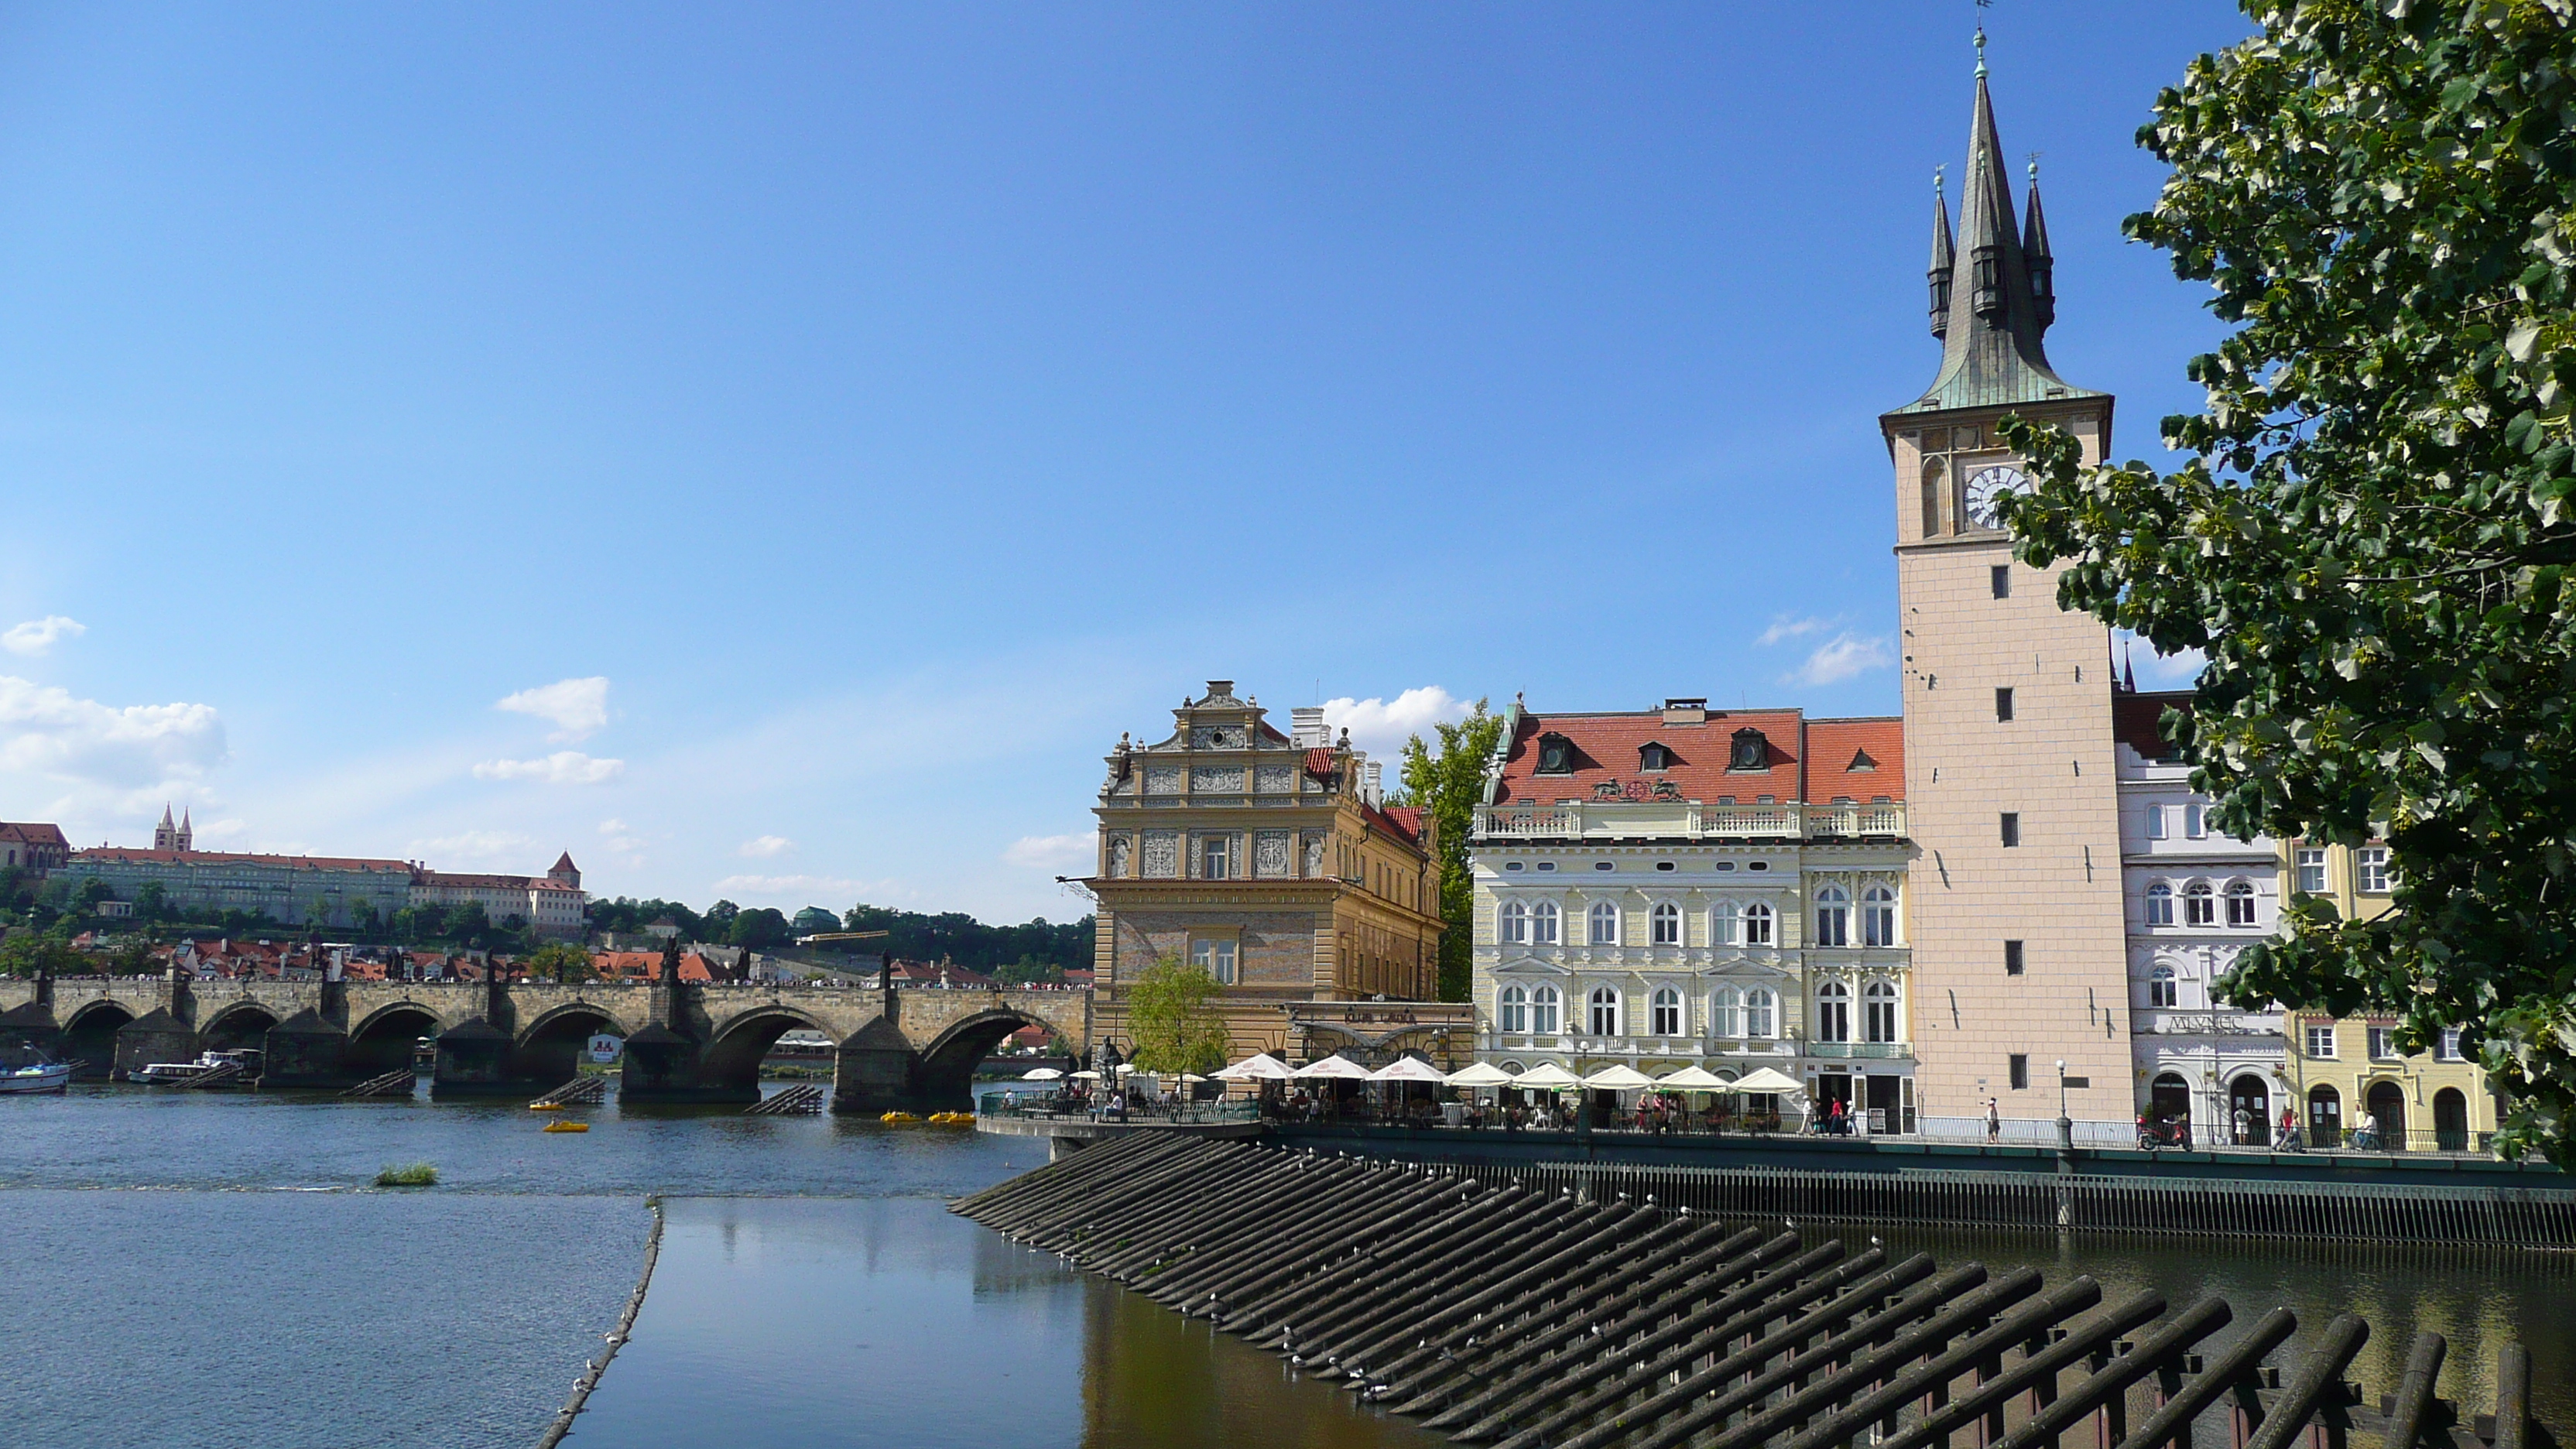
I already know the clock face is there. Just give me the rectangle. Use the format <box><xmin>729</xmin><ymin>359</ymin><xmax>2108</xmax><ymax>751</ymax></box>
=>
<box><xmin>1962</xmin><ymin>464</ymin><xmax>2029</xmax><ymax>529</ymax></box>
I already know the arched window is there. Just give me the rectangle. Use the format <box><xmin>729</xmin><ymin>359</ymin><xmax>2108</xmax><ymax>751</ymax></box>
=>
<box><xmin>2149</xmin><ymin>964</ymin><xmax>2177</xmax><ymax>1008</ymax></box>
<box><xmin>1815</xmin><ymin>980</ymin><xmax>1851</xmax><ymax>1043</ymax></box>
<box><xmin>1744</xmin><ymin>987</ymin><xmax>1776</xmax><ymax>1039</ymax></box>
<box><xmin>1863</xmin><ymin>979</ymin><xmax>1899</xmax><ymax>1042</ymax></box>
<box><xmin>1499</xmin><ymin>901</ymin><xmax>1529</xmax><ymax>945</ymax></box>
<box><xmin>2183</xmin><ymin>881</ymin><xmax>2215</xmax><ymax>927</ymax></box>
<box><xmin>1649</xmin><ymin>986</ymin><xmax>1682</xmax><ymax>1037</ymax></box>
<box><xmin>1529</xmin><ymin>985</ymin><xmax>1560</xmax><ymax>1035</ymax></box>
<box><xmin>1499</xmin><ymin>984</ymin><xmax>1530</xmax><ymax>1033</ymax></box>
<box><xmin>1531</xmin><ymin>901</ymin><xmax>1560</xmax><ymax>946</ymax></box>
<box><xmin>1743</xmin><ymin>902</ymin><xmax>1775</xmax><ymax>946</ymax></box>
<box><xmin>1710</xmin><ymin>985</ymin><xmax>1742</xmax><ymax>1037</ymax></box>
<box><xmin>2145</xmin><ymin>882</ymin><xmax>2174</xmax><ymax>927</ymax></box>
<box><xmin>1588</xmin><ymin>901</ymin><xmax>1619</xmax><ymax>946</ymax></box>
<box><xmin>1814</xmin><ymin>885</ymin><xmax>1850</xmax><ymax>947</ymax></box>
<box><xmin>2224</xmin><ymin>880</ymin><xmax>2257</xmax><ymax>928</ymax></box>
<box><xmin>1862</xmin><ymin>886</ymin><xmax>1897</xmax><ymax>947</ymax></box>
<box><xmin>1710</xmin><ymin>900</ymin><xmax>1740</xmax><ymax>947</ymax></box>
<box><xmin>1649</xmin><ymin>902</ymin><xmax>1680</xmax><ymax>945</ymax></box>
<box><xmin>1587</xmin><ymin>985</ymin><xmax>1622</xmax><ymax>1036</ymax></box>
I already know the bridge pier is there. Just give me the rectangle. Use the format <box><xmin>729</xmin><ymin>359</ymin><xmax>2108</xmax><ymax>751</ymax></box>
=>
<box><xmin>618</xmin><ymin>1024</ymin><xmax>756</xmax><ymax>1105</ymax></box>
<box><xmin>431</xmin><ymin>1018</ymin><xmax>516</xmax><ymax>1098</ymax></box>
<box><xmin>263</xmin><ymin>1009</ymin><xmax>350</xmax><ymax>1087</ymax></box>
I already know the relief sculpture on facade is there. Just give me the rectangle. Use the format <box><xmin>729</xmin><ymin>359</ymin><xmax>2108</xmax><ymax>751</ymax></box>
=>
<box><xmin>1254</xmin><ymin>763</ymin><xmax>1295</xmax><ymax>794</ymax></box>
<box><xmin>1143</xmin><ymin>766</ymin><xmax>1182</xmax><ymax>796</ymax></box>
<box><xmin>1190</xmin><ymin>766</ymin><xmax>1247</xmax><ymax>794</ymax></box>
<box><xmin>1141</xmin><ymin>831</ymin><xmax>1178</xmax><ymax>879</ymax></box>
<box><xmin>1254</xmin><ymin>831</ymin><xmax>1291</xmax><ymax>879</ymax></box>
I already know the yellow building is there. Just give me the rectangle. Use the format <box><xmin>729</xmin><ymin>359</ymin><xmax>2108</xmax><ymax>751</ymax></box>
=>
<box><xmin>1085</xmin><ymin>682</ymin><xmax>1464</xmax><ymax>1068</ymax></box>
<box><xmin>2278</xmin><ymin>840</ymin><xmax>2500</xmax><ymax>1152</ymax></box>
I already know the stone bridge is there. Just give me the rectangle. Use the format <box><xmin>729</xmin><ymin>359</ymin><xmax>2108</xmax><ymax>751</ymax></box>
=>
<box><xmin>0</xmin><ymin>974</ymin><xmax>1089</xmax><ymax>1111</ymax></box>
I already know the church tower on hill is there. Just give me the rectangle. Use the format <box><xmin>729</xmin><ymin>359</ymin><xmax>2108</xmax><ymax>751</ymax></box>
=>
<box><xmin>153</xmin><ymin>804</ymin><xmax>192</xmax><ymax>853</ymax></box>
<box><xmin>1880</xmin><ymin>39</ymin><xmax>2132</xmax><ymax>1142</ymax></box>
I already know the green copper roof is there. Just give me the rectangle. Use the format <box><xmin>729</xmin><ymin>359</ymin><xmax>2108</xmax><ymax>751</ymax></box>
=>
<box><xmin>1893</xmin><ymin>70</ymin><xmax>2101</xmax><ymax>416</ymax></box>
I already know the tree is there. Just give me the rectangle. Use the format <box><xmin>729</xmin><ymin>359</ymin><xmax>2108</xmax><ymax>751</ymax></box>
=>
<box><xmin>701</xmin><ymin>899</ymin><xmax>740</xmax><ymax>942</ymax></box>
<box><xmin>528</xmin><ymin>943</ymin><xmax>597</xmax><ymax>984</ymax></box>
<box><xmin>1122</xmin><ymin>957</ymin><xmax>1232</xmax><ymax>1075</ymax></box>
<box><xmin>727</xmin><ymin>906</ymin><xmax>790</xmax><ymax>950</ymax></box>
<box><xmin>0</xmin><ymin>933</ymin><xmax>85</xmax><ymax>979</ymax></box>
<box><xmin>1394</xmin><ymin>699</ymin><xmax>1506</xmax><ymax>1002</ymax></box>
<box><xmin>1998</xmin><ymin>1</ymin><xmax>2576</xmax><ymax>1163</ymax></box>
<box><xmin>135</xmin><ymin>882</ymin><xmax>166</xmax><ymax>922</ymax></box>
<box><xmin>108</xmin><ymin>940</ymin><xmax>157</xmax><ymax>976</ymax></box>
<box><xmin>69</xmin><ymin>878</ymin><xmax>112</xmax><ymax>916</ymax></box>
<box><xmin>993</xmin><ymin>954</ymin><xmax>1064</xmax><ymax>987</ymax></box>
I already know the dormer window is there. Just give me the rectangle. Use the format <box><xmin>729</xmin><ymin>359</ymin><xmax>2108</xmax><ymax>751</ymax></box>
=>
<box><xmin>1728</xmin><ymin>728</ymin><xmax>1769</xmax><ymax>772</ymax></box>
<box><xmin>1536</xmin><ymin>733</ymin><xmax>1575</xmax><ymax>775</ymax></box>
<box><xmin>1639</xmin><ymin>742</ymin><xmax>1672</xmax><ymax>772</ymax></box>
<box><xmin>1848</xmin><ymin>748</ymin><xmax>1879</xmax><ymax>772</ymax></box>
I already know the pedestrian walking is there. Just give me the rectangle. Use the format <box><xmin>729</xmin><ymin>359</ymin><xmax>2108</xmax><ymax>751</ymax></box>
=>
<box><xmin>1985</xmin><ymin>1098</ymin><xmax>2001</xmax><ymax>1143</ymax></box>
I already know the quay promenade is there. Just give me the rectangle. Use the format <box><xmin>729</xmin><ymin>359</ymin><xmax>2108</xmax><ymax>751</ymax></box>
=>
<box><xmin>0</xmin><ymin>973</ymin><xmax>1088</xmax><ymax>1110</ymax></box>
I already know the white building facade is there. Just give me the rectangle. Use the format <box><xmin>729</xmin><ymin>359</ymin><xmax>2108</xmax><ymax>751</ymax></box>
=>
<box><xmin>1468</xmin><ymin>700</ymin><xmax>1918</xmax><ymax>1130</ymax></box>
<box><xmin>2115</xmin><ymin>690</ymin><xmax>2288</xmax><ymax>1146</ymax></box>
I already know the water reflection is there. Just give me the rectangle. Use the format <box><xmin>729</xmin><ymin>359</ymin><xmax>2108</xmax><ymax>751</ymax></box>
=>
<box><xmin>564</xmin><ymin>1197</ymin><xmax>1447</xmax><ymax>1449</ymax></box>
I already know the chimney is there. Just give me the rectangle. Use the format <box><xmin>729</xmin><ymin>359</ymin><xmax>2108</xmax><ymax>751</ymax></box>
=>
<box><xmin>1364</xmin><ymin>760</ymin><xmax>1383</xmax><ymax>807</ymax></box>
<box><xmin>1291</xmin><ymin>707</ymin><xmax>1327</xmax><ymax>747</ymax></box>
<box><xmin>1662</xmin><ymin>697</ymin><xmax>1709</xmax><ymax>726</ymax></box>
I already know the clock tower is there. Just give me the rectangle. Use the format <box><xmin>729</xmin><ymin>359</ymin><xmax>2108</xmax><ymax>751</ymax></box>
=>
<box><xmin>1880</xmin><ymin>50</ymin><xmax>2132</xmax><ymax>1142</ymax></box>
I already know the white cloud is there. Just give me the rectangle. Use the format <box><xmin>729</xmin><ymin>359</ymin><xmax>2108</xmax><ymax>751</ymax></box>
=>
<box><xmin>472</xmin><ymin>751</ymin><xmax>625</xmax><ymax>785</ymax></box>
<box><xmin>1002</xmin><ymin>832</ymin><xmax>1094</xmax><ymax>871</ymax></box>
<box><xmin>410</xmin><ymin>830</ymin><xmax>537</xmax><ymax>865</ymax></box>
<box><xmin>1322</xmin><ymin>686</ymin><xmax>1470</xmax><ymax>762</ymax></box>
<box><xmin>738</xmin><ymin>834</ymin><xmax>793</xmax><ymax>858</ymax></box>
<box><xmin>711</xmin><ymin>872</ymin><xmax>899</xmax><ymax>905</ymax></box>
<box><xmin>2</xmin><ymin>616</ymin><xmax>87</xmax><ymax>657</ymax></box>
<box><xmin>1786</xmin><ymin>633</ymin><xmax>1895</xmax><ymax>687</ymax></box>
<box><xmin>0</xmin><ymin>676</ymin><xmax>228</xmax><ymax>797</ymax></box>
<box><xmin>1756</xmin><ymin>614</ymin><xmax>1834</xmax><ymax>646</ymax></box>
<box><xmin>495</xmin><ymin>677</ymin><xmax>611</xmax><ymax>742</ymax></box>
<box><xmin>2121</xmin><ymin>635</ymin><xmax>2208</xmax><ymax>688</ymax></box>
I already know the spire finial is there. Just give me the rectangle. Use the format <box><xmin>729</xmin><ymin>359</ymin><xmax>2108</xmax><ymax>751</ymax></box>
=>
<box><xmin>1974</xmin><ymin>25</ymin><xmax>1987</xmax><ymax>78</ymax></box>
<box><xmin>1934</xmin><ymin>165</ymin><xmax>1945</xmax><ymax>199</ymax></box>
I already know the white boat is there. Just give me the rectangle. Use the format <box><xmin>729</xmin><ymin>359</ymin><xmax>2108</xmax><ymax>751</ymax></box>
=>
<box><xmin>132</xmin><ymin>1049</ymin><xmax>262</xmax><ymax>1085</ymax></box>
<box><xmin>0</xmin><ymin>1061</ymin><xmax>72</xmax><ymax>1094</ymax></box>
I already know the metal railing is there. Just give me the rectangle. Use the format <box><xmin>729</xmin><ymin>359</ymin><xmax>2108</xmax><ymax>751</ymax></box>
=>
<box><xmin>1472</xmin><ymin>801</ymin><xmax>1906</xmax><ymax>843</ymax></box>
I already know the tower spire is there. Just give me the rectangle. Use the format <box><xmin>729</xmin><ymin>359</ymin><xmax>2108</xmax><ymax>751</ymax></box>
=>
<box><xmin>1927</xmin><ymin>169</ymin><xmax>1955</xmax><ymax>341</ymax></box>
<box><xmin>1893</xmin><ymin>44</ymin><xmax>2099</xmax><ymax>414</ymax></box>
<box><xmin>2023</xmin><ymin>156</ymin><xmax>2054</xmax><ymax>334</ymax></box>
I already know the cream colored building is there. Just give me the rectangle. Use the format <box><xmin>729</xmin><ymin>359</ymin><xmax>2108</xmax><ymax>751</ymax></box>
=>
<box><xmin>2279</xmin><ymin>840</ymin><xmax>2500</xmax><ymax>1152</ymax></box>
<box><xmin>1880</xmin><ymin>67</ymin><xmax>2134</xmax><ymax>1143</ymax></box>
<box><xmin>1468</xmin><ymin>700</ymin><xmax>1917</xmax><ymax>1129</ymax></box>
<box><xmin>1086</xmin><ymin>682</ymin><xmax>1461</xmax><ymax>1067</ymax></box>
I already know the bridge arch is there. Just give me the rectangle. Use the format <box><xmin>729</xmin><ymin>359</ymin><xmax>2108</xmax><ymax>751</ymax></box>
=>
<box><xmin>699</xmin><ymin>1005</ymin><xmax>833</xmax><ymax>1097</ymax></box>
<box><xmin>514</xmin><ymin>1002</ymin><xmax>635</xmax><ymax>1086</ymax></box>
<box><xmin>349</xmin><ymin>1002</ymin><xmax>445</xmax><ymax>1079</ymax></box>
<box><xmin>61</xmin><ymin>999</ymin><xmax>134</xmax><ymax>1077</ymax></box>
<box><xmin>198</xmin><ymin>1001</ymin><xmax>280</xmax><ymax>1054</ymax></box>
<box><xmin>913</xmin><ymin>1007</ymin><xmax>1061</xmax><ymax>1107</ymax></box>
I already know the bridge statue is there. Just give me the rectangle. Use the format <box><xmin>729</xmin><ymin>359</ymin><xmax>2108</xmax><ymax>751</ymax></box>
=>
<box><xmin>0</xmin><ymin>970</ymin><xmax>1088</xmax><ymax>1112</ymax></box>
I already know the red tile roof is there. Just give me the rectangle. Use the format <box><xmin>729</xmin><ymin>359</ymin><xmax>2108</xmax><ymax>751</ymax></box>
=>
<box><xmin>1492</xmin><ymin>708</ymin><xmax>1905</xmax><ymax>806</ymax></box>
<box><xmin>70</xmin><ymin>848</ymin><xmax>413</xmax><ymax>873</ymax></box>
<box><xmin>2114</xmin><ymin>690</ymin><xmax>2193</xmax><ymax>762</ymax></box>
<box><xmin>1804</xmin><ymin>717</ymin><xmax>1906</xmax><ymax>803</ymax></box>
<box><xmin>1368</xmin><ymin>803</ymin><xmax>1427</xmax><ymax>847</ymax></box>
<box><xmin>0</xmin><ymin>821</ymin><xmax>68</xmax><ymax>848</ymax></box>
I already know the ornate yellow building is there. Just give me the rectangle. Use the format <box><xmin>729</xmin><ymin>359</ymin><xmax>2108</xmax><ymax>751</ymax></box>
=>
<box><xmin>1085</xmin><ymin>682</ymin><xmax>1462</xmax><ymax>1067</ymax></box>
<box><xmin>2277</xmin><ymin>840</ymin><xmax>2500</xmax><ymax>1151</ymax></box>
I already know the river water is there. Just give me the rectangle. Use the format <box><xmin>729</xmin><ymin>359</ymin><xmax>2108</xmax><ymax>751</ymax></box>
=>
<box><xmin>0</xmin><ymin>1084</ymin><xmax>2567</xmax><ymax>1447</ymax></box>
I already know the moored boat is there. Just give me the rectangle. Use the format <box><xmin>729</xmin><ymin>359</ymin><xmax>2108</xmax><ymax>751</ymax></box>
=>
<box><xmin>0</xmin><ymin>1060</ymin><xmax>72</xmax><ymax>1094</ymax></box>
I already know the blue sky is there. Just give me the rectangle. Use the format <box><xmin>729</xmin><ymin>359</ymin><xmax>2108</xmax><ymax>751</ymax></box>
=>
<box><xmin>0</xmin><ymin>4</ymin><xmax>2253</xmax><ymax>923</ymax></box>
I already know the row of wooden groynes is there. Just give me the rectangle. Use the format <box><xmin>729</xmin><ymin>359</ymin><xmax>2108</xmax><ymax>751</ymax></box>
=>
<box><xmin>951</xmin><ymin>1136</ymin><xmax>2559</xmax><ymax>1449</ymax></box>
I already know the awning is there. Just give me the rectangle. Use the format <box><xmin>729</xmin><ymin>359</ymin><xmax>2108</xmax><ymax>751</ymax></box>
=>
<box><xmin>1368</xmin><ymin>1057</ymin><xmax>1450</xmax><ymax>1084</ymax></box>
<box><xmin>1214</xmin><ymin>1052</ymin><xmax>1294</xmax><ymax>1081</ymax></box>
<box><xmin>1293</xmin><ymin>1054</ymin><xmax>1372</xmax><ymax>1080</ymax></box>
<box><xmin>1444</xmin><ymin>1061</ymin><xmax>1516</xmax><ymax>1088</ymax></box>
<box><xmin>1728</xmin><ymin>1067</ymin><xmax>1807</xmax><ymax>1094</ymax></box>
<box><xmin>1581</xmin><ymin>1064</ymin><xmax>1659</xmax><ymax>1091</ymax></box>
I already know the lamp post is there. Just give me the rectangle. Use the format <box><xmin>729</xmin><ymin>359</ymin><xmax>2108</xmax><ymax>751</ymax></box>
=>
<box><xmin>2055</xmin><ymin>1059</ymin><xmax>2074</xmax><ymax>1156</ymax></box>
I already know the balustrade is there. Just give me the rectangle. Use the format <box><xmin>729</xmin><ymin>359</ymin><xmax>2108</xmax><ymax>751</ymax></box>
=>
<box><xmin>1471</xmin><ymin>801</ymin><xmax>1906</xmax><ymax>843</ymax></box>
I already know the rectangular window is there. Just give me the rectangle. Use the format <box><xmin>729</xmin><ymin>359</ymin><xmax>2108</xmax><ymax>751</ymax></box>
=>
<box><xmin>2003</xmin><ymin>939</ymin><xmax>2025</xmax><ymax>975</ymax></box>
<box><xmin>2008</xmin><ymin>1054</ymin><xmax>2029</xmax><ymax>1091</ymax></box>
<box><xmin>2368</xmin><ymin>1026</ymin><xmax>2397</xmax><ymax>1060</ymax></box>
<box><xmin>2296</xmin><ymin>848</ymin><xmax>2328</xmax><ymax>894</ymax></box>
<box><xmin>2304</xmin><ymin>1024</ymin><xmax>2336</xmax><ymax>1058</ymax></box>
<box><xmin>2184</xmin><ymin>804</ymin><xmax>2207</xmax><ymax>840</ymax></box>
<box><xmin>1201</xmin><ymin>838</ymin><xmax>1230</xmax><ymax>880</ymax></box>
<box><xmin>2145</xmin><ymin>803</ymin><xmax>2166</xmax><ymax>841</ymax></box>
<box><xmin>1189</xmin><ymin>938</ymin><xmax>1238</xmax><ymax>985</ymax></box>
<box><xmin>2436</xmin><ymin>1028</ymin><xmax>2463</xmax><ymax>1062</ymax></box>
<box><xmin>1990</xmin><ymin>564</ymin><xmax>2011</xmax><ymax>599</ymax></box>
<box><xmin>1995</xmin><ymin>687</ymin><xmax>2015</xmax><ymax>722</ymax></box>
<box><xmin>2357</xmin><ymin>847</ymin><xmax>2391</xmax><ymax>893</ymax></box>
<box><xmin>1999</xmin><ymin>813</ymin><xmax>2021</xmax><ymax>848</ymax></box>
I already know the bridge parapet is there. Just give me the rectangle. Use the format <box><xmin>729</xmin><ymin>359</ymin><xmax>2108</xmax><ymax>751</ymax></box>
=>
<box><xmin>0</xmin><ymin>975</ymin><xmax>1088</xmax><ymax>1110</ymax></box>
